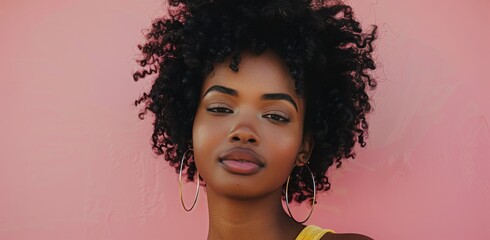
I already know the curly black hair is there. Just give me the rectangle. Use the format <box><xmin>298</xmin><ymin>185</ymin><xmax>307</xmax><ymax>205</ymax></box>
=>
<box><xmin>133</xmin><ymin>0</ymin><xmax>377</xmax><ymax>205</ymax></box>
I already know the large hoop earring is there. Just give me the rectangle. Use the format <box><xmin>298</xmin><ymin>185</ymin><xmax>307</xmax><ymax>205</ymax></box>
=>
<box><xmin>178</xmin><ymin>148</ymin><xmax>200</xmax><ymax>212</ymax></box>
<box><xmin>285</xmin><ymin>164</ymin><xmax>316</xmax><ymax>223</ymax></box>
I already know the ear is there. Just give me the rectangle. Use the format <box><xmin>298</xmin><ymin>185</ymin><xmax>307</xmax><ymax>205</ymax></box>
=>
<box><xmin>296</xmin><ymin>131</ymin><xmax>315</xmax><ymax>167</ymax></box>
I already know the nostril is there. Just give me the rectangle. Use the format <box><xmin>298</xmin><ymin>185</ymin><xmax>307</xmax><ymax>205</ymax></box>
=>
<box><xmin>229</xmin><ymin>131</ymin><xmax>259</xmax><ymax>144</ymax></box>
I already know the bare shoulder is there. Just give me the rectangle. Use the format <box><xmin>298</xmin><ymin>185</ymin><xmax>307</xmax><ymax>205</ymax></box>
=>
<box><xmin>321</xmin><ymin>232</ymin><xmax>374</xmax><ymax>240</ymax></box>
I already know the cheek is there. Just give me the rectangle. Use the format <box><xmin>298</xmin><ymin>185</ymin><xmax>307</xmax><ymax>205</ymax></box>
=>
<box><xmin>192</xmin><ymin>110</ymin><xmax>225</xmax><ymax>173</ymax></box>
<box><xmin>262</xmin><ymin>124</ymin><xmax>303</xmax><ymax>175</ymax></box>
<box><xmin>267</xmin><ymin>130</ymin><xmax>299</xmax><ymax>157</ymax></box>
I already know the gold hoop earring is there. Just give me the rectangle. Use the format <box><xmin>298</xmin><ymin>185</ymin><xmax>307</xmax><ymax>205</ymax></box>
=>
<box><xmin>178</xmin><ymin>148</ymin><xmax>200</xmax><ymax>212</ymax></box>
<box><xmin>285</xmin><ymin>164</ymin><xmax>316</xmax><ymax>223</ymax></box>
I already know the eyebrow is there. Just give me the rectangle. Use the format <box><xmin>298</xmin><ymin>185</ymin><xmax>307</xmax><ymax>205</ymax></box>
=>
<box><xmin>261</xmin><ymin>93</ymin><xmax>298</xmax><ymax>112</ymax></box>
<box><xmin>203</xmin><ymin>85</ymin><xmax>237</xmax><ymax>98</ymax></box>
<box><xmin>202</xmin><ymin>85</ymin><xmax>298</xmax><ymax>112</ymax></box>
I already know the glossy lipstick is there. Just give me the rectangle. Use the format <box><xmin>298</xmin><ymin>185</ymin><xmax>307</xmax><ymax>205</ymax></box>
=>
<box><xmin>218</xmin><ymin>147</ymin><xmax>265</xmax><ymax>175</ymax></box>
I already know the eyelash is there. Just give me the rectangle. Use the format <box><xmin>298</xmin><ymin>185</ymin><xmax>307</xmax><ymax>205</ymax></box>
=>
<box><xmin>206</xmin><ymin>105</ymin><xmax>290</xmax><ymax>123</ymax></box>
<box><xmin>263</xmin><ymin>112</ymin><xmax>290</xmax><ymax>123</ymax></box>
<box><xmin>206</xmin><ymin>104</ymin><xmax>233</xmax><ymax>113</ymax></box>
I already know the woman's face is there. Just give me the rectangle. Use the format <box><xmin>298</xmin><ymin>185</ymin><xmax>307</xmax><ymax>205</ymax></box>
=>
<box><xmin>192</xmin><ymin>50</ymin><xmax>312</xmax><ymax>200</ymax></box>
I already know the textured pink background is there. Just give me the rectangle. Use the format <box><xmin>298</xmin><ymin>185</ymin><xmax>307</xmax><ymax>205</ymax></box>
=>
<box><xmin>1</xmin><ymin>0</ymin><xmax>489</xmax><ymax>239</ymax></box>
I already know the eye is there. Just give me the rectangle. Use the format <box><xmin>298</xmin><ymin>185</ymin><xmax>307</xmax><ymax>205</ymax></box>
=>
<box><xmin>262</xmin><ymin>111</ymin><xmax>290</xmax><ymax>123</ymax></box>
<box><xmin>206</xmin><ymin>104</ymin><xmax>233</xmax><ymax>113</ymax></box>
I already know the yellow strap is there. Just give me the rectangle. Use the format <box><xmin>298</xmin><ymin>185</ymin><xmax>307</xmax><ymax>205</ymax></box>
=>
<box><xmin>295</xmin><ymin>225</ymin><xmax>335</xmax><ymax>240</ymax></box>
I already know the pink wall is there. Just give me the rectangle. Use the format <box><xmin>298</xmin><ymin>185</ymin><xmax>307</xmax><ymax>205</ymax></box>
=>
<box><xmin>1</xmin><ymin>0</ymin><xmax>489</xmax><ymax>239</ymax></box>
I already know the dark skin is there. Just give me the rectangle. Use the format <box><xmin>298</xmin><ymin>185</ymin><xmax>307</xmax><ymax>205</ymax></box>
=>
<box><xmin>191</xmin><ymin>50</ymin><xmax>372</xmax><ymax>240</ymax></box>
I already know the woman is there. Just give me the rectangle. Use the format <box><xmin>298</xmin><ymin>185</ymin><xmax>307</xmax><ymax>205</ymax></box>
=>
<box><xmin>133</xmin><ymin>0</ymin><xmax>378</xmax><ymax>239</ymax></box>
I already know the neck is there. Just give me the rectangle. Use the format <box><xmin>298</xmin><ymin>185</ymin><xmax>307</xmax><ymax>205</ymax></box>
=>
<box><xmin>205</xmin><ymin>187</ymin><xmax>304</xmax><ymax>240</ymax></box>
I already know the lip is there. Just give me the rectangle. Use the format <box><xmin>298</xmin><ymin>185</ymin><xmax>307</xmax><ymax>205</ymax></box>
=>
<box><xmin>218</xmin><ymin>147</ymin><xmax>265</xmax><ymax>175</ymax></box>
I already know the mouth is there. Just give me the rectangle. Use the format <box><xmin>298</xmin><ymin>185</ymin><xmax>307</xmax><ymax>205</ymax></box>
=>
<box><xmin>218</xmin><ymin>148</ymin><xmax>265</xmax><ymax>175</ymax></box>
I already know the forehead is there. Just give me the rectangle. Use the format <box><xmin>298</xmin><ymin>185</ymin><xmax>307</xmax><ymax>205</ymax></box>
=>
<box><xmin>201</xmin><ymin>50</ymin><xmax>299</xmax><ymax>98</ymax></box>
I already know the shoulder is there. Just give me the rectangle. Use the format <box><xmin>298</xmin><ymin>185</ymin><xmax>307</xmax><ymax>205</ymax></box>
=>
<box><xmin>321</xmin><ymin>232</ymin><xmax>374</xmax><ymax>240</ymax></box>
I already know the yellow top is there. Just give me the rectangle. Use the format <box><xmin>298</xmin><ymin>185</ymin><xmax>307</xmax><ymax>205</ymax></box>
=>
<box><xmin>295</xmin><ymin>225</ymin><xmax>336</xmax><ymax>240</ymax></box>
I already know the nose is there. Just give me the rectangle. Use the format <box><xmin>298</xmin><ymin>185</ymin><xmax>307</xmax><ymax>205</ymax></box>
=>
<box><xmin>228</xmin><ymin>127</ymin><xmax>259</xmax><ymax>145</ymax></box>
<box><xmin>228</xmin><ymin>111</ymin><xmax>260</xmax><ymax>145</ymax></box>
